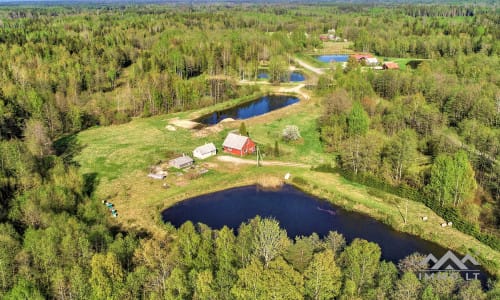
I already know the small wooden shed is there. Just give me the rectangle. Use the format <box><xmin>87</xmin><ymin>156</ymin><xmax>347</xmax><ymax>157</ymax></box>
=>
<box><xmin>169</xmin><ymin>155</ymin><xmax>194</xmax><ymax>169</ymax></box>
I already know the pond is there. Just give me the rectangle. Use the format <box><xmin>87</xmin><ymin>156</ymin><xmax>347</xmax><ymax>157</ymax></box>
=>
<box><xmin>315</xmin><ymin>54</ymin><xmax>349</xmax><ymax>63</ymax></box>
<box><xmin>256</xmin><ymin>71</ymin><xmax>305</xmax><ymax>82</ymax></box>
<box><xmin>257</xmin><ymin>72</ymin><xmax>269</xmax><ymax>79</ymax></box>
<box><xmin>162</xmin><ymin>185</ymin><xmax>490</xmax><ymax>283</ymax></box>
<box><xmin>197</xmin><ymin>95</ymin><xmax>299</xmax><ymax>125</ymax></box>
<box><xmin>289</xmin><ymin>71</ymin><xmax>305</xmax><ymax>82</ymax></box>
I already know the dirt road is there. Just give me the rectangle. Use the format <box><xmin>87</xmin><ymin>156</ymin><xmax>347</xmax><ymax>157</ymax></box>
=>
<box><xmin>217</xmin><ymin>155</ymin><xmax>310</xmax><ymax>168</ymax></box>
<box><xmin>294</xmin><ymin>58</ymin><xmax>326</xmax><ymax>75</ymax></box>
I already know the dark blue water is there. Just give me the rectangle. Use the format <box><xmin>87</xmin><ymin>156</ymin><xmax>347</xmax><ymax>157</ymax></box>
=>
<box><xmin>197</xmin><ymin>95</ymin><xmax>299</xmax><ymax>125</ymax></box>
<box><xmin>162</xmin><ymin>185</ymin><xmax>491</xmax><ymax>284</ymax></box>
<box><xmin>257</xmin><ymin>72</ymin><xmax>269</xmax><ymax>79</ymax></box>
<box><xmin>290</xmin><ymin>72</ymin><xmax>305</xmax><ymax>82</ymax></box>
<box><xmin>316</xmin><ymin>54</ymin><xmax>349</xmax><ymax>63</ymax></box>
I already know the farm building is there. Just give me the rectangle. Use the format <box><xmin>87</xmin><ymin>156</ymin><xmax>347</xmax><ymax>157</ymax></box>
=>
<box><xmin>383</xmin><ymin>62</ymin><xmax>400</xmax><ymax>70</ymax></box>
<box><xmin>222</xmin><ymin>133</ymin><xmax>256</xmax><ymax>156</ymax></box>
<box><xmin>193</xmin><ymin>143</ymin><xmax>217</xmax><ymax>159</ymax></box>
<box><xmin>352</xmin><ymin>54</ymin><xmax>379</xmax><ymax>65</ymax></box>
<box><xmin>169</xmin><ymin>155</ymin><xmax>194</xmax><ymax>169</ymax></box>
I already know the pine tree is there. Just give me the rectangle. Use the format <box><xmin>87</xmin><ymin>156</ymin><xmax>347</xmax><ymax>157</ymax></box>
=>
<box><xmin>239</xmin><ymin>122</ymin><xmax>247</xmax><ymax>136</ymax></box>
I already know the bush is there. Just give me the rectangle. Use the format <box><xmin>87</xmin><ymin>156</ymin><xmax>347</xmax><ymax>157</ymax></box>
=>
<box><xmin>282</xmin><ymin>125</ymin><xmax>301</xmax><ymax>142</ymax></box>
<box><xmin>292</xmin><ymin>176</ymin><xmax>308</xmax><ymax>186</ymax></box>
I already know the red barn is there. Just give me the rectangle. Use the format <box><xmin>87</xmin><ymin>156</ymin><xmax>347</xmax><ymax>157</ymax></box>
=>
<box><xmin>222</xmin><ymin>133</ymin><xmax>256</xmax><ymax>156</ymax></box>
<box><xmin>382</xmin><ymin>62</ymin><xmax>400</xmax><ymax>70</ymax></box>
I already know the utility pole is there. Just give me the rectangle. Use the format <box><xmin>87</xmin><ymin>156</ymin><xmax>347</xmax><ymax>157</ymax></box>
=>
<box><xmin>256</xmin><ymin>146</ymin><xmax>263</xmax><ymax>167</ymax></box>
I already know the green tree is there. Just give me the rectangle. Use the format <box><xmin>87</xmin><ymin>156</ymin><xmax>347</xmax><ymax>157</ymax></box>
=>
<box><xmin>239</xmin><ymin>122</ymin><xmax>247</xmax><ymax>136</ymax></box>
<box><xmin>268</xmin><ymin>56</ymin><xmax>287</xmax><ymax>84</ymax></box>
<box><xmin>231</xmin><ymin>257</ymin><xmax>303</xmax><ymax>300</ymax></box>
<box><xmin>383</xmin><ymin>129</ymin><xmax>418</xmax><ymax>183</ymax></box>
<box><xmin>193</xmin><ymin>269</ymin><xmax>217</xmax><ymax>300</ymax></box>
<box><xmin>90</xmin><ymin>252</ymin><xmax>125</xmax><ymax>300</ymax></box>
<box><xmin>0</xmin><ymin>224</ymin><xmax>20</xmax><ymax>293</ymax></box>
<box><xmin>458</xmin><ymin>280</ymin><xmax>486</xmax><ymax>300</ymax></box>
<box><xmin>274</xmin><ymin>141</ymin><xmax>280</xmax><ymax>157</ymax></box>
<box><xmin>165</xmin><ymin>267</ymin><xmax>190</xmax><ymax>300</ymax></box>
<box><xmin>392</xmin><ymin>272</ymin><xmax>422</xmax><ymax>300</ymax></box>
<box><xmin>426</xmin><ymin>151</ymin><xmax>477</xmax><ymax>207</ymax></box>
<box><xmin>323</xmin><ymin>231</ymin><xmax>346</xmax><ymax>255</ymax></box>
<box><xmin>340</xmin><ymin>239</ymin><xmax>381</xmax><ymax>296</ymax></box>
<box><xmin>214</xmin><ymin>226</ymin><xmax>237</xmax><ymax>300</ymax></box>
<box><xmin>3</xmin><ymin>278</ymin><xmax>44</xmax><ymax>300</ymax></box>
<box><xmin>347</xmin><ymin>101</ymin><xmax>370</xmax><ymax>137</ymax></box>
<box><xmin>253</xmin><ymin>218</ymin><xmax>290</xmax><ymax>268</ymax></box>
<box><xmin>23</xmin><ymin>119</ymin><xmax>52</xmax><ymax>157</ymax></box>
<box><xmin>451</xmin><ymin>150</ymin><xmax>477</xmax><ymax>207</ymax></box>
<box><xmin>421</xmin><ymin>286</ymin><xmax>439</xmax><ymax>300</ymax></box>
<box><xmin>304</xmin><ymin>249</ymin><xmax>342</xmax><ymax>300</ymax></box>
<box><xmin>344</xmin><ymin>101</ymin><xmax>370</xmax><ymax>174</ymax></box>
<box><xmin>284</xmin><ymin>236</ymin><xmax>314</xmax><ymax>272</ymax></box>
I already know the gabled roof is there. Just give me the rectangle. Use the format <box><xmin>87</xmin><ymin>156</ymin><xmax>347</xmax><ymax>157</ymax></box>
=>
<box><xmin>352</xmin><ymin>54</ymin><xmax>374</xmax><ymax>61</ymax></box>
<box><xmin>194</xmin><ymin>143</ymin><xmax>216</xmax><ymax>155</ymax></box>
<box><xmin>383</xmin><ymin>62</ymin><xmax>399</xmax><ymax>69</ymax></box>
<box><xmin>170</xmin><ymin>155</ymin><xmax>193</xmax><ymax>165</ymax></box>
<box><xmin>222</xmin><ymin>133</ymin><xmax>249</xmax><ymax>150</ymax></box>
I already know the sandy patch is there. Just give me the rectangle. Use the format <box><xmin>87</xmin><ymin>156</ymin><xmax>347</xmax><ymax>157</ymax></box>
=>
<box><xmin>193</xmin><ymin>123</ymin><xmax>224</xmax><ymax>137</ymax></box>
<box><xmin>169</xmin><ymin>118</ymin><xmax>201</xmax><ymax>129</ymax></box>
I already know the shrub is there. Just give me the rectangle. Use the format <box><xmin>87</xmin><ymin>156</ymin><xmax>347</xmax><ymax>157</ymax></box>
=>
<box><xmin>282</xmin><ymin>125</ymin><xmax>301</xmax><ymax>142</ymax></box>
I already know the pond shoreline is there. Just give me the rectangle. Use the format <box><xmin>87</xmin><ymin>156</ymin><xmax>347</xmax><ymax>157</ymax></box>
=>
<box><xmin>157</xmin><ymin>172</ymin><xmax>500</xmax><ymax>277</ymax></box>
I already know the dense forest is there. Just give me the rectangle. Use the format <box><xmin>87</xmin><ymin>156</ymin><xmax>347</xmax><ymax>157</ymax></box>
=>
<box><xmin>0</xmin><ymin>2</ymin><xmax>499</xmax><ymax>299</ymax></box>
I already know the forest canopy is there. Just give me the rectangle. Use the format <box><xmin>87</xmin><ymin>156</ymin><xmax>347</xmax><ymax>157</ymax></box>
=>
<box><xmin>0</xmin><ymin>2</ymin><xmax>499</xmax><ymax>299</ymax></box>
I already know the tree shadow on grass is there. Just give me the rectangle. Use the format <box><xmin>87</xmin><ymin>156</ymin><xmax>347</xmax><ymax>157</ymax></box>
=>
<box><xmin>53</xmin><ymin>134</ymin><xmax>85</xmax><ymax>166</ymax></box>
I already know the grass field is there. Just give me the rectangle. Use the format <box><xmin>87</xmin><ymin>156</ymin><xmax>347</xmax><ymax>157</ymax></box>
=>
<box><xmin>74</xmin><ymin>81</ymin><xmax>500</xmax><ymax>275</ymax></box>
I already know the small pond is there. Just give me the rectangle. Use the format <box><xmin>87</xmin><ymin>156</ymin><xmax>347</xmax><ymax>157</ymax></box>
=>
<box><xmin>256</xmin><ymin>71</ymin><xmax>304</xmax><ymax>82</ymax></box>
<box><xmin>162</xmin><ymin>185</ymin><xmax>490</xmax><ymax>283</ymax></box>
<box><xmin>315</xmin><ymin>54</ymin><xmax>349</xmax><ymax>63</ymax></box>
<box><xmin>257</xmin><ymin>72</ymin><xmax>269</xmax><ymax>79</ymax></box>
<box><xmin>197</xmin><ymin>95</ymin><xmax>299</xmax><ymax>125</ymax></box>
<box><xmin>289</xmin><ymin>71</ymin><xmax>305</xmax><ymax>82</ymax></box>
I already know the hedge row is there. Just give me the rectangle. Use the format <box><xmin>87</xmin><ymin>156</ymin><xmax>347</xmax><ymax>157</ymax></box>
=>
<box><xmin>312</xmin><ymin>165</ymin><xmax>500</xmax><ymax>251</ymax></box>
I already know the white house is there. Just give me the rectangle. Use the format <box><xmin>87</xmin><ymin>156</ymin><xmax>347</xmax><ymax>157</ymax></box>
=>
<box><xmin>193</xmin><ymin>143</ymin><xmax>217</xmax><ymax>159</ymax></box>
<box><xmin>366</xmin><ymin>57</ymin><xmax>379</xmax><ymax>65</ymax></box>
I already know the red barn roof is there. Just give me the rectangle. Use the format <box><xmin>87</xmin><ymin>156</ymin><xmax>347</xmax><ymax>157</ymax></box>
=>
<box><xmin>352</xmin><ymin>54</ymin><xmax>374</xmax><ymax>61</ymax></box>
<box><xmin>383</xmin><ymin>62</ymin><xmax>400</xmax><ymax>69</ymax></box>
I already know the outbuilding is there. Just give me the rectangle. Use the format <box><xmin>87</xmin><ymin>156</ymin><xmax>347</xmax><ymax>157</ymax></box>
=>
<box><xmin>169</xmin><ymin>155</ymin><xmax>194</xmax><ymax>169</ymax></box>
<box><xmin>222</xmin><ymin>133</ymin><xmax>256</xmax><ymax>156</ymax></box>
<box><xmin>383</xmin><ymin>62</ymin><xmax>400</xmax><ymax>70</ymax></box>
<box><xmin>193</xmin><ymin>143</ymin><xmax>217</xmax><ymax>159</ymax></box>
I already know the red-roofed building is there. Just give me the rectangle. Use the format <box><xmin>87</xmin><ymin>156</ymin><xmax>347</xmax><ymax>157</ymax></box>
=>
<box><xmin>383</xmin><ymin>62</ymin><xmax>400</xmax><ymax>70</ymax></box>
<box><xmin>351</xmin><ymin>53</ymin><xmax>378</xmax><ymax>65</ymax></box>
<box><xmin>222</xmin><ymin>133</ymin><xmax>256</xmax><ymax>156</ymax></box>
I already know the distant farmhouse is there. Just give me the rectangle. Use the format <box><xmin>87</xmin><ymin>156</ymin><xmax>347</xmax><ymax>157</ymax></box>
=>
<box><xmin>222</xmin><ymin>133</ymin><xmax>256</xmax><ymax>156</ymax></box>
<box><xmin>383</xmin><ymin>62</ymin><xmax>400</xmax><ymax>70</ymax></box>
<box><xmin>193</xmin><ymin>143</ymin><xmax>217</xmax><ymax>159</ymax></box>
<box><xmin>352</xmin><ymin>54</ymin><xmax>379</xmax><ymax>65</ymax></box>
<box><xmin>169</xmin><ymin>155</ymin><xmax>194</xmax><ymax>169</ymax></box>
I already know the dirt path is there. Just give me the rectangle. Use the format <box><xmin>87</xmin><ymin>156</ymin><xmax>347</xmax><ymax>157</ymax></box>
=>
<box><xmin>294</xmin><ymin>58</ymin><xmax>326</xmax><ymax>75</ymax></box>
<box><xmin>217</xmin><ymin>155</ymin><xmax>310</xmax><ymax>168</ymax></box>
<box><xmin>278</xmin><ymin>83</ymin><xmax>310</xmax><ymax>100</ymax></box>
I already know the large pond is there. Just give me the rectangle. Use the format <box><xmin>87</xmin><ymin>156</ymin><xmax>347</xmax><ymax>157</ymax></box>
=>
<box><xmin>197</xmin><ymin>95</ymin><xmax>299</xmax><ymax>125</ymax></box>
<box><xmin>315</xmin><ymin>54</ymin><xmax>349</xmax><ymax>63</ymax></box>
<box><xmin>162</xmin><ymin>185</ymin><xmax>490</xmax><ymax>283</ymax></box>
